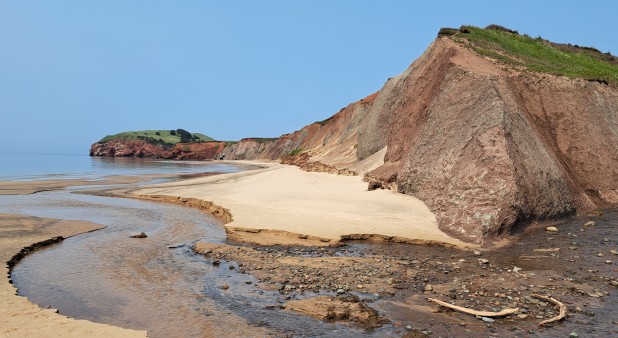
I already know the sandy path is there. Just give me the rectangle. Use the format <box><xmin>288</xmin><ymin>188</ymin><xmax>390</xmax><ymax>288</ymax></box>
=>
<box><xmin>0</xmin><ymin>213</ymin><xmax>147</xmax><ymax>338</ymax></box>
<box><xmin>132</xmin><ymin>163</ymin><xmax>472</xmax><ymax>248</ymax></box>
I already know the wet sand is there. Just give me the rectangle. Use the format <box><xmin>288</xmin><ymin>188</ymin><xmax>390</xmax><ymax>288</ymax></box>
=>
<box><xmin>0</xmin><ymin>174</ymin><xmax>171</xmax><ymax>195</ymax></box>
<box><xmin>0</xmin><ymin>213</ymin><xmax>146</xmax><ymax>337</ymax></box>
<box><xmin>128</xmin><ymin>163</ymin><xmax>473</xmax><ymax>248</ymax></box>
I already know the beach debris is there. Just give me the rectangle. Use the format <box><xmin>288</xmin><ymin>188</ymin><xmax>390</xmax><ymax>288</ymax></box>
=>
<box><xmin>129</xmin><ymin>232</ymin><xmax>147</xmax><ymax>238</ymax></box>
<box><xmin>531</xmin><ymin>294</ymin><xmax>566</xmax><ymax>326</ymax></box>
<box><xmin>545</xmin><ymin>226</ymin><xmax>559</xmax><ymax>232</ymax></box>
<box><xmin>512</xmin><ymin>266</ymin><xmax>522</xmax><ymax>273</ymax></box>
<box><xmin>427</xmin><ymin>298</ymin><xmax>519</xmax><ymax>317</ymax></box>
<box><xmin>168</xmin><ymin>244</ymin><xmax>185</xmax><ymax>249</ymax></box>
<box><xmin>583</xmin><ymin>221</ymin><xmax>595</xmax><ymax>227</ymax></box>
<box><xmin>533</xmin><ymin>248</ymin><xmax>560</xmax><ymax>252</ymax></box>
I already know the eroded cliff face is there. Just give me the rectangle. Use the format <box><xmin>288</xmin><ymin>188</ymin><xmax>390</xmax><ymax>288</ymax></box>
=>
<box><xmin>90</xmin><ymin>140</ymin><xmax>227</xmax><ymax>160</ymax></box>
<box><xmin>90</xmin><ymin>36</ymin><xmax>618</xmax><ymax>243</ymax></box>
<box><xmin>222</xmin><ymin>37</ymin><xmax>618</xmax><ymax>243</ymax></box>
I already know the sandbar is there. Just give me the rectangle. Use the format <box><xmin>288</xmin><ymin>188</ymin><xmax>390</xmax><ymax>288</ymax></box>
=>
<box><xmin>0</xmin><ymin>175</ymin><xmax>170</xmax><ymax>195</ymax></box>
<box><xmin>131</xmin><ymin>163</ymin><xmax>473</xmax><ymax>248</ymax></box>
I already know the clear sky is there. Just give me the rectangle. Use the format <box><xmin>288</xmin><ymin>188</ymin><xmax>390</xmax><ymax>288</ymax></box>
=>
<box><xmin>1</xmin><ymin>1</ymin><xmax>616</xmax><ymax>155</ymax></box>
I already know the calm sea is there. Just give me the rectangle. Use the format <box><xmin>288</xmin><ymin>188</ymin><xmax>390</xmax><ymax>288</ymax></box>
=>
<box><xmin>0</xmin><ymin>153</ymin><xmax>240</xmax><ymax>181</ymax></box>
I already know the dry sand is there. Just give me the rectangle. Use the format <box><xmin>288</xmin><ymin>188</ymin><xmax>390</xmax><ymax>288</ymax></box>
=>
<box><xmin>0</xmin><ymin>213</ymin><xmax>147</xmax><ymax>338</ymax></box>
<box><xmin>131</xmin><ymin>163</ymin><xmax>472</xmax><ymax>248</ymax></box>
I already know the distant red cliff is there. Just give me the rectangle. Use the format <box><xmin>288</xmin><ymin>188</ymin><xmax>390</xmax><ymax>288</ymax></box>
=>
<box><xmin>90</xmin><ymin>140</ymin><xmax>227</xmax><ymax>160</ymax></box>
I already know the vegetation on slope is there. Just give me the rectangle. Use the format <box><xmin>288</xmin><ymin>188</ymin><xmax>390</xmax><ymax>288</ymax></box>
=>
<box><xmin>442</xmin><ymin>25</ymin><xmax>618</xmax><ymax>85</ymax></box>
<box><xmin>99</xmin><ymin>129</ymin><xmax>214</xmax><ymax>149</ymax></box>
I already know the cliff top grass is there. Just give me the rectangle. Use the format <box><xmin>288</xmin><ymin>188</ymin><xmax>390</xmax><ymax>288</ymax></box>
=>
<box><xmin>99</xmin><ymin>129</ymin><xmax>214</xmax><ymax>148</ymax></box>
<box><xmin>440</xmin><ymin>25</ymin><xmax>618</xmax><ymax>86</ymax></box>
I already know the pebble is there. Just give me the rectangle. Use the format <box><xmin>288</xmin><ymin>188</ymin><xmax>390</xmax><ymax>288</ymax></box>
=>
<box><xmin>129</xmin><ymin>232</ymin><xmax>147</xmax><ymax>238</ymax></box>
<box><xmin>583</xmin><ymin>221</ymin><xmax>595</xmax><ymax>227</ymax></box>
<box><xmin>220</xmin><ymin>283</ymin><xmax>229</xmax><ymax>290</ymax></box>
<box><xmin>424</xmin><ymin>284</ymin><xmax>433</xmax><ymax>291</ymax></box>
<box><xmin>481</xmin><ymin>317</ymin><xmax>495</xmax><ymax>323</ymax></box>
<box><xmin>606</xmin><ymin>260</ymin><xmax>612</xmax><ymax>264</ymax></box>
<box><xmin>546</xmin><ymin>226</ymin><xmax>559</xmax><ymax>232</ymax></box>
<box><xmin>597</xmin><ymin>253</ymin><xmax>605</xmax><ymax>257</ymax></box>
<box><xmin>570</xmin><ymin>332</ymin><xmax>579</xmax><ymax>338</ymax></box>
<box><xmin>356</xmin><ymin>284</ymin><xmax>364</xmax><ymax>289</ymax></box>
<box><xmin>611</xmin><ymin>250</ymin><xmax>618</xmax><ymax>255</ymax></box>
<box><xmin>478</xmin><ymin>258</ymin><xmax>489</xmax><ymax>264</ymax></box>
<box><xmin>517</xmin><ymin>314</ymin><xmax>528</xmax><ymax>319</ymax></box>
<box><xmin>336</xmin><ymin>288</ymin><xmax>345</xmax><ymax>294</ymax></box>
<box><xmin>473</xmin><ymin>250</ymin><xmax>482</xmax><ymax>256</ymax></box>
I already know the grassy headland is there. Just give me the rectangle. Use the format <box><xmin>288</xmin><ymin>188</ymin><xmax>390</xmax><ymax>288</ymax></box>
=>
<box><xmin>441</xmin><ymin>25</ymin><xmax>618</xmax><ymax>85</ymax></box>
<box><xmin>99</xmin><ymin>129</ymin><xmax>214</xmax><ymax>149</ymax></box>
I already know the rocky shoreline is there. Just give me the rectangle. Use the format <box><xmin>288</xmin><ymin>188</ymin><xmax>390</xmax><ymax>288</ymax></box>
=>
<box><xmin>193</xmin><ymin>210</ymin><xmax>618</xmax><ymax>337</ymax></box>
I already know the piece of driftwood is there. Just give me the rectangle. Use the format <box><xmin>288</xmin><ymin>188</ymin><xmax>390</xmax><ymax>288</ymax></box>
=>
<box><xmin>427</xmin><ymin>298</ymin><xmax>519</xmax><ymax>317</ymax></box>
<box><xmin>531</xmin><ymin>294</ymin><xmax>567</xmax><ymax>326</ymax></box>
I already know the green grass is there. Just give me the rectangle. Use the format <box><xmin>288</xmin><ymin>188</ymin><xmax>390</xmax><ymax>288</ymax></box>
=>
<box><xmin>287</xmin><ymin>147</ymin><xmax>303</xmax><ymax>156</ymax></box>
<box><xmin>447</xmin><ymin>25</ymin><xmax>618</xmax><ymax>85</ymax></box>
<box><xmin>99</xmin><ymin>129</ymin><xmax>214</xmax><ymax>148</ymax></box>
<box><xmin>243</xmin><ymin>137</ymin><xmax>278</xmax><ymax>143</ymax></box>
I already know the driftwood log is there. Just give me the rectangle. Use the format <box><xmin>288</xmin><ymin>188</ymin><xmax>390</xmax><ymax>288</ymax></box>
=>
<box><xmin>531</xmin><ymin>294</ymin><xmax>567</xmax><ymax>326</ymax></box>
<box><xmin>427</xmin><ymin>298</ymin><xmax>519</xmax><ymax>317</ymax></box>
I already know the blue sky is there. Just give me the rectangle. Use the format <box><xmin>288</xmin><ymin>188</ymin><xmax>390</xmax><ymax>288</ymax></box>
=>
<box><xmin>1</xmin><ymin>1</ymin><xmax>616</xmax><ymax>154</ymax></box>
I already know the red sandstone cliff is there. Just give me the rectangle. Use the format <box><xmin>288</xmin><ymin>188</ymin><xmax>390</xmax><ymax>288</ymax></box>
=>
<box><xmin>91</xmin><ymin>31</ymin><xmax>618</xmax><ymax>243</ymax></box>
<box><xmin>220</xmin><ymin>36</ymin><xmax>618</xmax><ymax>243</ymax></box>
<box><xmin>90</xmin><ymin>140</ymin><xmax>227</xmax><ymax>160</ymax></box>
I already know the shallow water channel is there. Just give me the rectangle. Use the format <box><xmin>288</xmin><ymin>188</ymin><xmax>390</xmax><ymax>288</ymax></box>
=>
<box><xmin>3</xmin><ymin>186</ymin><xmax>398</xmax><ymax>337</ymax></box>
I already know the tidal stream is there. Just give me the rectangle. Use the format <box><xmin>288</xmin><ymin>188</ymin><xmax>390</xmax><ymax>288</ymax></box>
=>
<box><xmin>3</xmin><ymin>185</ymin><xmax>396</xmax><ymax>337</ymax></box>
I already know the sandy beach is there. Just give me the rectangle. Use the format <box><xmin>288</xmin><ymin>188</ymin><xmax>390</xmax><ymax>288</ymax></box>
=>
<box><xmin>0</xmin><ymin>213</ymin><xmax>146</xmax><ymax>337</ymax></box>
<box><xmin>130</xmin><ymin>163</ymin><xmax>472</xmax><ymax>248</ymax></box>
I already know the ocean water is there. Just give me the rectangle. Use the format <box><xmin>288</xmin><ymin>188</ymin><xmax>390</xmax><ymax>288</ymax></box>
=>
<box><xmin>0</xmin><ymin>152</ymin><xmax>240</xmax><ymax>181</ymax></box>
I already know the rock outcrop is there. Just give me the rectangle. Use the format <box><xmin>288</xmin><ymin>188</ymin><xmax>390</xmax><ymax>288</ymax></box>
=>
<box><xmin>91</xmin><ymin>27</ymin><xmax>618</xmax><ymax>243</ymax></box>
